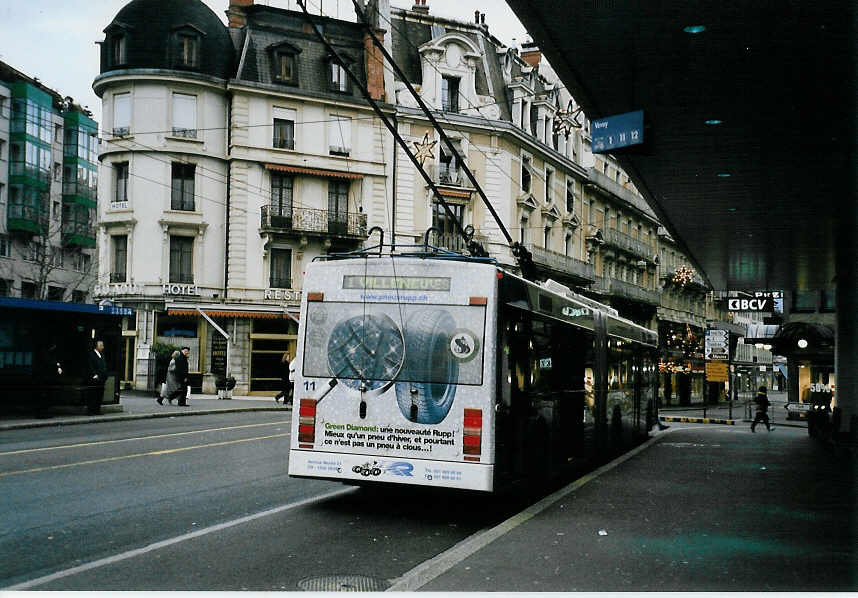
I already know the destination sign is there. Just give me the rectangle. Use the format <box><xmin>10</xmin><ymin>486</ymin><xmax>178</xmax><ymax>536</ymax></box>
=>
<box><xmin>343</xmin><ymin>276</ymin><xmax>451</xmax><ymax>292</ymax></box>
<box><xmin>592</xmin><ymin>110</ymin><xmax>644</xmax><ymax>153</ymax></box>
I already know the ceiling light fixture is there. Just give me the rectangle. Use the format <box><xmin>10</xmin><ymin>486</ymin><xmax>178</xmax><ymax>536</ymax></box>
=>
<box><xmin>683</xmin><ymin>25</ymin><xmax>706</xmax><ymax>34</ymax></box>
<box><xmin>717</xmin><ymin>173</ymin><xmax>731</xmax><ymax>177</ymax></box>
<box><xmin>705</xmin><ymin>119</ymin><xmax>722</xmax><ymax>125</ymax></box>
<box><xmin>797</xmin><ymin>339</ymin><xmax>808</xmax><ymax>348</ymax></box>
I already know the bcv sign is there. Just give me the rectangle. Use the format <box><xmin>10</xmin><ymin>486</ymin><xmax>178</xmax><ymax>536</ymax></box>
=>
<box><xmin>727</xmin><ymin>298</ymin><xmax>774</xmax><ymax>312</ymax></box>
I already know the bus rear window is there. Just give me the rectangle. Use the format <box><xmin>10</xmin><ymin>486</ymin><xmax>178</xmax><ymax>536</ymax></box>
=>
<box><xmin>303</xmin><ymin>302</ymin><xmax>486</xmax><ymax>387</ymax></box>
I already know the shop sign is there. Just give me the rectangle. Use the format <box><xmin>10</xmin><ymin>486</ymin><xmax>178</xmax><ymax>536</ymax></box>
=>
<box><xmin>264</xmin><ymin>288</ymin><xmax>302</xmax><ymax>303</ymax></box>
<box><xmin>95</xmin><ymin>282</ymin><xmax>143</xmax><ymax>296</ymax></box>
<box><xmin>726</xmin><ymin>298</ymin><xmax>773</xmax><ymax>311</ymax></box>
<box><xmin>705</xmin><ymin>361</ymin><xmax>728</xmax><ymax>382</ymax></box>
<box><xmin>162</xmin><ymin>283</ymin><xmax>199</xmax><ymax>296</ymax></box>
<box><xmin>211</xmin><ymin>335</ymin><xmax>227</xmax><ymax>377</ymax></box>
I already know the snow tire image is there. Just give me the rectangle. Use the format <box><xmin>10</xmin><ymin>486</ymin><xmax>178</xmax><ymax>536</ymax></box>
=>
<box><xmin>395</xmin><ymin>309</ymin><xmax>458</xmax><ymax>424</ymax></box>
<box><xmin>327</xmin><ymin>314</ymin><xmax>405</xmax><ymax>391</ymax></box>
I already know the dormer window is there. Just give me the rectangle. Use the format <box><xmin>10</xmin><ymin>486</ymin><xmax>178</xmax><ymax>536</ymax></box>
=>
<box><xmin>441</xmin><ymin>76</ymin><xmax>460</xmax><ymax>112</ymax></box>
<box><xmin>171</xmin><ymin>25</ymin><xmax>204</xmax><ymax>70</ymax></box>
<box><xmin>178</xmin><ymin>33</ymin><xmax>199</xmax><ymax>68</ymax></box>
<box><xmin>112</xmin><ymin>34</ymin><xmax>127</xmax><ymax>66</ymax></box>
<box><xmin>268</xmin><ymin>41</ymin><xmax>301</xmax><ymax>86</ymax></box>
<box><xmin>327</xmin><ymin>53</ymin><xmax>355</xmax><ymax>93</ymax></box>
<box><xmin>331</xmin><ymin>62</ymin><xmax>348</xmax><ymax>92</ymax></box>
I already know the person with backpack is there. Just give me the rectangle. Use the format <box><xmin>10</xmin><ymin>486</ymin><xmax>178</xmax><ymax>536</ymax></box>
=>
<box><xmin>751</xmin><ymin>385</ymin><xmax>772</xmax><ymax>432</ymax></box>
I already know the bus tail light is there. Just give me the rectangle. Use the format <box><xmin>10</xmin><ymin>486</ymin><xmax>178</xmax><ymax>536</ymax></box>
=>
<box><xmin>463</xmin><ymin>408</ymin><xmax>482</xmax><ymax>461</ymax></box>
<box><xmin>298</xmin><ymin>399</ymin><xmax>317</xmax><ymax>447</ymax></box>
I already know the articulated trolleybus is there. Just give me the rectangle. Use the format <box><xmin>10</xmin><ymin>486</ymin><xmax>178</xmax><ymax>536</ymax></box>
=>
<box><xmin>289</xmin><ymin>251</ymin><xmax>658</xmax><ymax>492</ymax></box>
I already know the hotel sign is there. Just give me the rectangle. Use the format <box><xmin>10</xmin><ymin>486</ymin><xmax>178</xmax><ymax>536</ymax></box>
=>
<box><xmin>95</xmin><ymin>282</ymin><xmax>143</xmax><ymax>296</ymax></box>
<box><xmin>162</xmin><ymin>283</ymin><xmax>200</xmax><ymax>296</ymax></box>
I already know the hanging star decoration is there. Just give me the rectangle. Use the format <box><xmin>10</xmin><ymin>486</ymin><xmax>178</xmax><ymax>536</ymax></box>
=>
<box><xmin>553</xmin><ymin>100</ymin><xmax>585</xmax><ymax>139</ymax></box>
<box><xmin>413</xmin><ymin>132</ymin><xmax>438</xmax><ymax>166</ymax></box>
<box><xmin>672</xmin><ymin>264</ymin><xmax>694</xmax><ymax>287</ymax></box>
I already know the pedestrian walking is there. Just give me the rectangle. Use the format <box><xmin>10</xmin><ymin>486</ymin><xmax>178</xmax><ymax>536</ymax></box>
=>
<box><xmin>274</xmin><ymin>351</ymin><xmax>292</xmax><ymax>404</ymax></box>
<box><xmin>751</xmin><ymin>385</ymin><xmax>771</xmax><ymax>432</ymax></box>
<box><xmin>287</xmin><ymin>357</ymin><xmax>296</xmax><ymax>406</ymax></box>
<box><xmin>87</xmin><ymin>340</ymin><xmax>108</xmax><ymax>415</ymax></box>
<box><xmin>158</xmin><ymin>350</ymin><xmax>181</xmax><ymax>405</ymax></box>
<box><xmin>173</xmin><ymin>346</ymin><xmax>191</xmax><ymax>406</ymax></box>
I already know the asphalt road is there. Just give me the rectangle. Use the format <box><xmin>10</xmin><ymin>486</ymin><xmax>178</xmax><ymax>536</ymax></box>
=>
<box><xmin>0</xmin><ymin>411</ymin><xmax>538</xmax><ymax>591</ymax></box>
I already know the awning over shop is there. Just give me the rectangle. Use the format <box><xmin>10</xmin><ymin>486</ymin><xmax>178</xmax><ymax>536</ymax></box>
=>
<box><xmin>264</xmin><ymin>163</ymin><xmax>363</xmax><ymax>180</ymax></box>
<box><xmin>166</xmin><ymin>305</ymin><xmax>299</xmax><ymax>319</ymax></box>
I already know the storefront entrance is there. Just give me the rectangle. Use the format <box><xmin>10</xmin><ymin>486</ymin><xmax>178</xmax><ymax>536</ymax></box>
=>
<box><xmin>249</xmin><ymin>317</ymin><xmax>298</xmax><ymax>394</ymax></box>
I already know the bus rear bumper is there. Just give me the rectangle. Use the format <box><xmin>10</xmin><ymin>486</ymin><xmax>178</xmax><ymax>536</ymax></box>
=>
<box><xmin>288</xmin><ymin>449</ymin><xmax>494</xmax><ymax>491</ymax></box>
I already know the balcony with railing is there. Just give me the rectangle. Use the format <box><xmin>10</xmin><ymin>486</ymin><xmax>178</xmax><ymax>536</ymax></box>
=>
<box><xmin>594</xmin><ymin>275</ymin><xmax>662</xmax><ymax>306</ymax></box>
<box><xmin>62</xmin><ymin>215</ymin><xmax>96</xmax><ymax>247</ymax></box>
<box><xmin>429</xmin><ymin>163</ymin><xmax>475</xmax><ymax>189</ymax></box>
<box><xmin>260</xmin><ymin>205</ymin><xmax>367</xmax><ymax>240</ymax></box>
<box><xmin>526</xmin><ymin>243</ymin><xmax>596</xmax><ymax>284</ymax></box>
<box><xmin>62</xmin><ymin>181</ymin><xmax>98</xmax><ymax>203</ymax></box>
<box><xmin>9</xmin><ymin>161</ymin><xmax>50</xmax><ymax>188</ymax></box>
<box><xmin>602</xmin><ymin>228</ymin><xmax>653</xmax><ymax>261</ymax></box>
<box><xmin>430</xmin><ymin>231</ymin><xmax>468</xmax><ymax>253</ymax></box>
<box><xmin>7</xmin><ymin>202</ymin><xmax>48</xmax><ymax>234</ymax></box>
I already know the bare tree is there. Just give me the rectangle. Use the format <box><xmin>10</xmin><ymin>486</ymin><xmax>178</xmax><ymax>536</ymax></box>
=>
<box><xmin>0</xmin><ymin>206</ymin><xmax>97</xmax><ymax>301</ymax></box>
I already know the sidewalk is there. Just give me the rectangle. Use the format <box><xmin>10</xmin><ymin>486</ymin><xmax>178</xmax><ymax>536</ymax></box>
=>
<box><xmin>398</xmin><ymin>425</ymin><xmax>856</xmax><ymax>592</ymax></box>
<box><xmin>658</xmin><ymin>391</ymin><xmax>805</xmax><ymax>429</ymax></box>
<box><xmin>0</xmin><ymin>390</ymin><xmax>290</xmax><ymax>431</ymax></box>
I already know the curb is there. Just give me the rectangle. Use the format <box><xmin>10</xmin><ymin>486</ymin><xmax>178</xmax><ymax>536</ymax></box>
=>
<box><xmin>659</xmin><ymin>415</ymin><xmax>735</xmax><ymax>425</ymax></box>
<box><xmin>0</xmin><ymin>406</ymin><xmax>291</xmax><ymax>431</ymax></box>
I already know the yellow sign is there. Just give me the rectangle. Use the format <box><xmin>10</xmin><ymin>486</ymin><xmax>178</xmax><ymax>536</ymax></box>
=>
<box><xmin>705</xmin><ymin>361</ymin><xmax>728</xmax><ymax>382</ymax></box>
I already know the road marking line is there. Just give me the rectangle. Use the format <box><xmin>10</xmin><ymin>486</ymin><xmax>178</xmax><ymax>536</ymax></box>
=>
<box><xmin>3</xmin><ymin>486</ymin><xmax>356</xmax><ymax>591</ymax></box>
<box><xmin>0</xmin><ymin>433</ymin><xmax>291</xmax><ymax>478</ymax></box>
<box><xmin>0</xmin><ymin>420</ymin><xmax>292</xmax><ymax>457</ymax></box>
<box><xmin>387</xmin><ymin>428</ymin><xmax>679</xmax><ymax>592</ymax></box>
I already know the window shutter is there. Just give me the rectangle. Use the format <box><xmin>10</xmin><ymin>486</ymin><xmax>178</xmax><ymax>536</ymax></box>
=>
<box><xmin>328</xmin><ymin>115</ymin><xmax>351</xmax><ymax>154</ymax></box>
<box><xmin>113</xmin><ymin>93</ymin><xmax>130</xmax><ymax>134</ymax></box>
<box><xmin>172</xmin><ymin>93</ymin><xmax>196</xmax><ymax>135</ymax></box>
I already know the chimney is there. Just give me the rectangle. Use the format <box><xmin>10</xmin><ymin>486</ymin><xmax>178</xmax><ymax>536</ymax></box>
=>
<box><xmin>474</xmin><ymin>10</ymin><xmax>480</xmax><ymax>24</ymax></box>
<box><xmin>226</xmin><ymin>0</ymin><xmax>253</xmax><ymax>28</ymax></box>
<box><xmin>412</xmin><ymin>0</ymin><xmax>429</xmax><ymax>15</ymax></box>
<box><xmin>364</xmin><ymin>26</ymin><xmax>387</xmax><ymax>102</ymax></box>
<box><xmin>520</xmin><ymin>41</ymin><xmax>541</xmax><ymax>68</ymax></box>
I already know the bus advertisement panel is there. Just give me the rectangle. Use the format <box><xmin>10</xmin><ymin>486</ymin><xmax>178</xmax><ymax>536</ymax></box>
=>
<box><xmin>288</xmin><ymin>258</ymin><xmax>498</xmax><ymax>491</ymax></box>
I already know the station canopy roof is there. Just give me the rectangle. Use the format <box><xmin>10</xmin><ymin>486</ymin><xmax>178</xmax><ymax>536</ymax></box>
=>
<box><xmin>507</xmin><ymin>1</ymin><xmax>853</xmax><ymax>292</ymax></box>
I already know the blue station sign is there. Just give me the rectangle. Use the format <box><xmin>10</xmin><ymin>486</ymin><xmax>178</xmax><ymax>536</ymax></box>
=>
<box><xmin>592</xmin><ymin>110</ymin><xmax>644</xmax><ymax>153</ymax></box>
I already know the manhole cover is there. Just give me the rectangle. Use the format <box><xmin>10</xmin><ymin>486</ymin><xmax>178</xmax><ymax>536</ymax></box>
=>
<box><xmin>297</xmin><ymin>575</ymin><xmax>389</xmax><ymax>592</ymax></box>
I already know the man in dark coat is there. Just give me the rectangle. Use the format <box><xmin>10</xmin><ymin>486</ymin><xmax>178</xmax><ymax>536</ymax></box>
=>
<box><xmin>751</xmin><ymin>386</ymin><xmax>771</xmax><ymax>432</ymax></box>
<box><xmin>87</xmin><ymin>340</ymin><xmax>108</xmax><ymax>415</ymax></box>
<box><xmin>173</xmin><ymin>346</ymin><xmax>190</xmax><ymax>406</ymax></box>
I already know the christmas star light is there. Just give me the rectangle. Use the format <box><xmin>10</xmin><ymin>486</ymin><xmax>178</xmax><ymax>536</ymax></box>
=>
<box><xmin>413</xmin><ymin>132</ymin><xmax>437</xmax><ymax>166</ymax></box>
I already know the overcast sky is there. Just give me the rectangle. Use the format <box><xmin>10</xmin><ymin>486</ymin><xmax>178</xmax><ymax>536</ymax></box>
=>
<box><xmin>0</xmin><ymin>0</ymin><xmax>528</xmax><ymax>132</ymax></box>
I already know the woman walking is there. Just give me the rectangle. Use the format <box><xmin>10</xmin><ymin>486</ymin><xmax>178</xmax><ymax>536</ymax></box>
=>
<box><xmin>274</xmin><ymin>351</ymin><xmax>292</xmax><ymax>405</ymax></box>
<box><xmin>158</xmin><ymin>350</ymin><xmax>182</xmax><ymax>405</ymax></box>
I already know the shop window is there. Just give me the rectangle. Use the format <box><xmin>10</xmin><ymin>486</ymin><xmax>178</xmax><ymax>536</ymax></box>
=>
<box><xmin>821</xmin><ymin>289</ymin><xmax>836</xmax><ymax>312</ymax></box>
<box><xmin>21</xmin><ymin>281</ymin><xmax>37</xmax><ymax>299</ymax></box>
<box><xmin>792</xmin><ymin>290</ymin><xmax>817</xmax><ymax>312</ymax></box>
